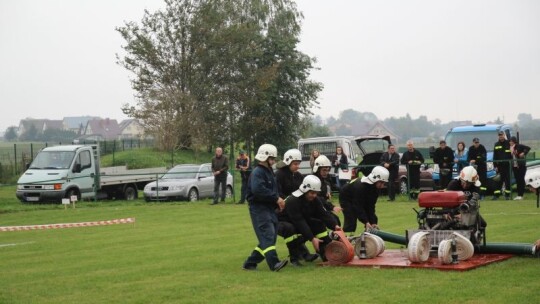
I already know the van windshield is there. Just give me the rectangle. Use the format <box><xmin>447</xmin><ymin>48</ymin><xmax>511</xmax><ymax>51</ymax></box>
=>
<box><xmin>446</xmin><ymin>131</ymin><xmax>498</xmax><ymax>152</ymax></box>
<box><xmin>29</xmin><ymin>151</ymin><xmax>75</xmax><ymax>169</ymax></box>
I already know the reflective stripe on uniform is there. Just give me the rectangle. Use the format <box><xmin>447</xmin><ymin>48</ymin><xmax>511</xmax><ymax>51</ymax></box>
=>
<box><xmin>256</xmin><ymin>246</ymin><xmax>276</xmax><ymax>255</ymax></box>
<box><xmin>494</xmin><ymin>190</ymin><xmax>501</xmax><ymax>194</ymax></box>
<box><xmin>315</xmin><ymin>231</ymin><xmax>328</xmax><ymax>239</ymax></box>
<box><xmin>284</xmin><ymin>234</ymin><xmax>301</xmax><ymax>244</ymax></box>
<box><xmin>480</xmin><ymin>187</ymin><xmax>487</xmax><ymax>191</ymax></box>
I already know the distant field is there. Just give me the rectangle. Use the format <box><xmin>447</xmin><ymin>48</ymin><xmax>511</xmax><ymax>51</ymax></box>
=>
<box><xmin>1</xmin><ymin>184</ymin><xmax>540</xmax><ymax>303</ymax></box>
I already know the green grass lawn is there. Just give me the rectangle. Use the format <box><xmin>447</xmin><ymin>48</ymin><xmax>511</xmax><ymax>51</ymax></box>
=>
<box><xmin>1</xmin><ymin>184</ymin><xmax>540</xmax><ymax>304</ymax></box>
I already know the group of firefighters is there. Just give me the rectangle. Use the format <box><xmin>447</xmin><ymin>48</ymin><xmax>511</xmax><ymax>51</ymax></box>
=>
<box><xmin>241</xmin><ymin>143</ymin><xmax>540</xmax><ymax>272</ymax></box>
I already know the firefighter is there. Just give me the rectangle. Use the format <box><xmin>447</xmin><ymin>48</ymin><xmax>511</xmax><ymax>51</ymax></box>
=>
<box><xmin>280</xmin><ymin>175</ymin><xmax>340</xmax><ymax>262</ymax></box>
<box><xmin>525</xmin><ymin>170</ymin><xmax>540</xmax><ymax>209</ymax></box>
<box><xmin>242</xmin><ymin>144</ymin><xmax>288</xmax><ymax>272</ymax></box>
<box><xmin>339</xmin><ymin>166</ymin><xmax>389</xmax><ymax>235</ymax></box>
<box><xmin>433</xmin><ymin>140</ymin><xmax>454</xmax><ymax>189</ymax></box>
<box><xmin>445</xmin><ymin>166</ymin><xmax>487</xmax><ymax>230</ymax></box>
<box><xmin>400</xmin><ymin>140</ymin><xmax>424</xmax><ymax>199</ymax></box>
<box><xmin>493</xmin><ymin>131</ymin><xmax>512</xmax><ymax>200</ymax></box>
<box><xmin>312</xmin><ymin>155</ymin><xmax>343</xmax><ymax>226</ymax></box>
<box><xmin>467</xmin><ymin>137</ymin><xmax>488</xmax><ymax>199</ymax></box>
<box><xmin>276</xmin><ymin>149</ymin><xmax>318</xmax><ymax>266</ymax></box>
<box><xmin>509</xmin><ymin>136</ymin><xmax>530</xmax><ymax>200</ymax></box>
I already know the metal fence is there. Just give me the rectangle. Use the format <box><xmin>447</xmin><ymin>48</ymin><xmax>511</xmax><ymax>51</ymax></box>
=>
<box><xmin>0</xmin><ymin>139</ymin><xmax>155</xmax><ymax>184</ymax></box>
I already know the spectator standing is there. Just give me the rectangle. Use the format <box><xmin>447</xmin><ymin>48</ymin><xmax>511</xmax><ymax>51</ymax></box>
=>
<box><xmin>379</xmin><ymin>144</ymin><xmax>400</xmax><ymax>201</ymax></box>
<box><xmin>309</xmin><ymin>149</ymin><xmax>320</xmax><ymax>171</ymax></box>
<box><xmin>467</xmin><ymin>138</ymin><xmax>488</xmax><ymax>199</ymax></box>
<box><xmin>235</xmin><ymin>150</ymin><xmax>251</xmax><ymax>204</ymax></box>
<box><xmin>331</xmin><ymin>146</ymin><xmax>349</xmax><ymax>189</ymax></box>
<box><xmin>400</xmin><ymin>140</ymin><xmax>424</xmax><ymax>199</ymax></box>
<box><xmin>433</xmin><ymin>140</ymin><xmax>454</xmax><ymax>189</ymax></box>
<box><xmin>493</xmin><ymin>131</ymin><xmax>512</xmax><ymax>200</ymax></box>
<box><xmin>211</xmin><ymin>147</ymin><xmax>229</xmax><ymax>205</ymax></box>
<box><xmin>509</xmin><ymin>136</ymin><xmax>530</xmax><ymax>200</ymax></box>
<box><xmin>454</xmin><ymin>141</ymin><xmax>468</xmax><ymax>172</ymax></box>
<box><xmin>242</xmin><ymin>144</ymin><xmax>288</xmax><ymax>272</ymax></box>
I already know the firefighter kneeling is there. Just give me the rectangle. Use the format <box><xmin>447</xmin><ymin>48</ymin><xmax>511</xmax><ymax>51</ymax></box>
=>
<box><xmin>278</xmin><ymin>175</ymin><xmax>341</xmax><ymax>264</ymax></box>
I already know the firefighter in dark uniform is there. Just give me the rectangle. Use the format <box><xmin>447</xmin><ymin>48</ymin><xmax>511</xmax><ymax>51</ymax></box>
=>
<box><xmin>433</xmin><ymin>140</ymin><xmax>454</xmax><ymax>189</ymax></box>
<box><xmin>493</xmin><ymin>131</ymin><xmax>512</xmax><ymax>200</ymax></box>
<box><xmin>467</xmin><ymin>137</ymin><xmax>488</xmax><ymax>198</ymax></box>
<box><xmin>400</xmin><ymin>140</ymin><xmax>425</xmax><ymax>199</ymax></box>
<box><xmin>445</xmin><ymin>166</ymin><xmax>487</xmax><ymax>233</ymax></box>
<box><xmin>339</xmin><ymin>166</ymin><xmax>389</xmax><ymax>235</ymax></box>
<box><xmin>280</xmin><ymin>175</ymin><xmax>340</xmax><ymax>262</ymax></box>
<box><xmin>242</xmin><ymin>144</ymin><xmax>288</xmax><ymax>272</ymax></box>
<box><xmin>312</xmin><ymin>155</ymin><xmax>343</xmax><ymax>226</ymax></box>
<box><xmin>276</xmin><ymin>149</ymin><xmax>318</xmax><ymax>266</ymax></box>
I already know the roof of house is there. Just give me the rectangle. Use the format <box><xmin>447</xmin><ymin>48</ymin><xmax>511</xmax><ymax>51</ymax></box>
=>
<box><xmin>63</xmin><ymin>116</ymin><xmax>101</xmax><ymax>129</ymax></box>
<box><xmin>84</xmin><ymin>118</ymin><xmax>122</xmax><ymax>140</ymax></box>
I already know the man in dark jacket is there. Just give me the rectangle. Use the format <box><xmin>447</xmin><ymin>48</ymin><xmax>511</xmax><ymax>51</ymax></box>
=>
<box><xmin>380</xmin><ymin>144</ymin><xmax>400</xmax><ymax>201</ymax></box>
<box><xmin>400</xmin><ymin>140</ymin><xmax>425</xmax><ymax>199</ymax></box>
<box><xmin>433</xmin><ymin>140</ymin><xmax>455</xmax><ymax>189</ymax></box>
<box><xmin>276</xmin><ymin>149</ymin><xmax>318</xmax><ymax>266</ymax></box>
<box><xmin>493</xmin><ymin>131</ymin><xmax>512</xmax><ymax>200</ymax></box>
<box><xmin>509</xmin><ymin>136</ymin><xmax>530</xmax><ymax>200</ymax></box>
<box><xmin>235</xmin><ymin>150</ymin><xmax>251</xmax><ymax>204</ymax></box>
<box><xmin>279</xmin><ymin>175</ymin><xmax>340</xmax><ymax>262</ymax></box>
<box><xmin>242</xmin><ymin>144</ymin><xmax>288</xmax><ymax>272</ymax></box>
<box><xmin>339</xmin><ymin>166</ymin><xmax>389</xmax><ymax>235</ymax></box>
<box><xmin>467</xmin><ymin>138</ymin><xmax>488</xmax><ymax>198</ymax></box>
<box><xmin>211</xmin><ymin>147</ymin><xmax>229</xmax><ymax>205</ymax></box>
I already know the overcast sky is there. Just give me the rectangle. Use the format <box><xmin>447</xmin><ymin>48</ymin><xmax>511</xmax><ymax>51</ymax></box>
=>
<box><xmin>1</xmin><ymin>0</ymin><xmax>539</xmax><ymax>132</ymax></box>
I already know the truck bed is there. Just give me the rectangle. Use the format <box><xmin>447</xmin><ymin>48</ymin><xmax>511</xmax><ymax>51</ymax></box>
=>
<box><xmin>99</xmin><ymin>166</ymin><xmax>167</xmax><ymax>186</ymax></box>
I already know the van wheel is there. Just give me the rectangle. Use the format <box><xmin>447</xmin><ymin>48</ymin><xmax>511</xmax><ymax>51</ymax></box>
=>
<box><xmin>400</xmin><ymin>179</ymin><xmax>409</xmax><ymax>194</ymax></box>
<box><xmin>65</xmin><ymin>188</ymin><xmax>81</xmax><ymax>202</ymax></box>
<box><xmin>225</xmin><ymin>186</ymin><xmax>233</xmax><ymax>199</ymax></box>
<box><xmin>123</xmin><ymin>185</ymin><xmax>137</xmax><ymax>200</ymax></box>
<box><xmin>188</xmin><ymin>188</ymin><xmax>199</xmax><ymax>202</ymax></box>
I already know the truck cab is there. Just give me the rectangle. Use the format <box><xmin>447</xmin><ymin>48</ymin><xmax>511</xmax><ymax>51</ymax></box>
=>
<box><xmin>432</xmin><ymin>124</ymin><xmax>513</xmax><ymax>192</ymax></box>
<box><xmin>16</xmin><ymin>145</ymin><xmax>98</xmax><ymax>202</ymax></box>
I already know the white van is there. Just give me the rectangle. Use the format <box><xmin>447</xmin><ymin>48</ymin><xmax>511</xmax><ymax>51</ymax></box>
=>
<box><xmin>297</xmin><ymin>136</ymin><xmax>361</xmax><ymax>176</ymax></box>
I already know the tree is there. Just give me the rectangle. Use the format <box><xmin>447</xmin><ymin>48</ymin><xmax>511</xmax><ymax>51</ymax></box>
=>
<box><xmin>19</xmin><ymin>124</ymin><xmax>38</xmax><ymax>141</ymax></box>
<box><xmin>117</xmin><ymin>0</ymin><xmax>322</xmax><ymax>153</ymax></box>
<box><xmin>4</xmin><ymin>126</ymin><xmax>17</xmax><ymax>141</ymax></box>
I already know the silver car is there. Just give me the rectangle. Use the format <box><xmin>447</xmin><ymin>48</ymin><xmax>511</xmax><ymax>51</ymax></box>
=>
<box><xmin>143</xmin><ymin>163</ymin><xmax>234</xmax><ymax>202</ymax></box>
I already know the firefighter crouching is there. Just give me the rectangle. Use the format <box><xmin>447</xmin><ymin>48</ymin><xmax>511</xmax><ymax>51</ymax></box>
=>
<box><xmin>278</xmin><ymin>175</ymin><xmax>341</xmax><ymax>262</ymax></box>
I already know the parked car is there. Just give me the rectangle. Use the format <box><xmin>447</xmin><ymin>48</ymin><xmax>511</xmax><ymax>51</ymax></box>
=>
<box><xmin>143</xmin><ymin>164</ymin><xmax>233</xmax><ymax>202</ymax></box>
<box><xmin>352</xmin><ymin>135</ymin><xmax>434</xmax><ymax>194</ymax></box>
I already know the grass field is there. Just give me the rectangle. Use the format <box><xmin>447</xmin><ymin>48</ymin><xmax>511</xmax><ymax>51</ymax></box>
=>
<box><xmin>1</xmin><ymin>183</ymin><xmax>540</xmax><ymax>303</ymax></box>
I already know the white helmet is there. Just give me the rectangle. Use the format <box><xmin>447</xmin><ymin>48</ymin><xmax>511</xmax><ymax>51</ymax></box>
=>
<box><xmin>361</xmin><ymin>166</ymin><xmax>389</xmax><ymax>184</ymax></box>
<box><xmin>283</xmin><ymin>149</ymin><xmax>302</xmax><ymax>166</ymax></box>
<box><xmin>459</xmin><ymin>166</ymin><xmax>481</xmax><ymax>187</ymax></box>
<box><xmin>525</xmin><ymin>170</ymin><xmax>540</xmax><ymax>189</ymax></box>
<box><xmin>292</xmin><ymin>175</ymin><xmax>322</xmax><ymax>197</ymax></box>
<box><xmin>313</xmin><ymin>155</ymin><xmax>331</xmax><ymax>173</ymax></box>
<box><xmin>255</xmin><ymin>144</ymin><xmax>278</xmax><ymax>162</ymax></box>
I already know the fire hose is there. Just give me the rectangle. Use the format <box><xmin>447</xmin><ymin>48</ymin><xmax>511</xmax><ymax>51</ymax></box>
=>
<box><xmin>438</xmin><ymin>232</ymin><xmax>475</xmax><ymax>264</ymax></box>
<box><xmin>369</xmin><ymin>229</ymin><xmax>539</xmax><ymax>258</ymax></box>
<box><xmin>352</xmin><ymin>232</ymin><xmax>385</xmax><ymax>259</ymax></box>
<box><xmin>325</xmin><ymin>230</ymin><xmax>355</xmax><ymax>264</ymax></box>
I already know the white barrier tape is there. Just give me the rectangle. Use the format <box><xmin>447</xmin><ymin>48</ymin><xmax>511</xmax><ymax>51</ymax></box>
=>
<box><xmin>0</xmin><ymin>218</ymin><xmax>135</xmax><ymax>232</ymax></box>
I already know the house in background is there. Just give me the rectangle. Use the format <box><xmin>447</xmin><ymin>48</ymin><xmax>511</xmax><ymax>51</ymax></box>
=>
<box><xmin>330</xmin><ymin>120</ymin><xmax>400</xmax><ymax>144</ymax></box>
<box><xmin>118</xmin><ymin>119</ymin><xmax>146</xmax><ymax>139</ymax></box>
<box><xmin>18</xmin><ymin>119</ymin><xmax>63</xmax><ymax>136</ymax></box>
<box><xmin>82</xmin><ymin>118</ymin><xmax>122</xmax><ymax>141</ymax></box>
<box><xmin>63</xmin><ymin>116</ymin><xmax>100</xmax><ymax>135</ymax></box>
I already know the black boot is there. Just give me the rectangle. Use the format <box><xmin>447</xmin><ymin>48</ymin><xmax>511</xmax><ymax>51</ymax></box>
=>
<box><xmin>286</xmin><ymin>240</ymin><xmax>303</xmax><ymax>267</ymax></box>
<box><xmin>299</xmin><ymin>243</ymin><xmax>319</xmax><ymax>262</ymax></box>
